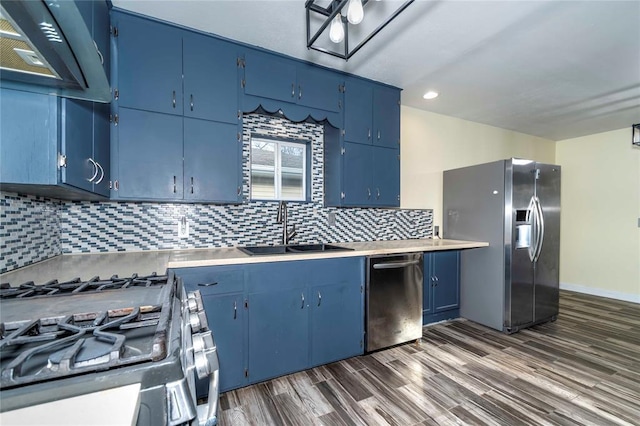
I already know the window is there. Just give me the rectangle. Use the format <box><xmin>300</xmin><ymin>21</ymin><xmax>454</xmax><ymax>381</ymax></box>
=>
<box><xmin>250</xmin><ymin>137</ymin><xmax>307</xmax><ymax>201</ymax></box>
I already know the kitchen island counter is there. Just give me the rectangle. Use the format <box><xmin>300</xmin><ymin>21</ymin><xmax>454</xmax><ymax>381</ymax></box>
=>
<box><xmin>0</xmin><ymin>239</ymin><xmax>487</xmax><ymax>284</ymax></box>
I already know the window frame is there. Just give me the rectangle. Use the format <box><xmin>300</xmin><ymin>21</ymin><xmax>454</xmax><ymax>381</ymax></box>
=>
<box><xmin>249</xmin><ymin>135</ymin><xmax>311</xmax><ymax>202</ymax></box>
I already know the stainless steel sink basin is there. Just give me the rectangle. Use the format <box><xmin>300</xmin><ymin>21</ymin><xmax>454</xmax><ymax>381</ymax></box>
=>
<box><xmin>238</xmin><ymin>244</ymin><xmax>353</xmax><ymax>256</ymax></box>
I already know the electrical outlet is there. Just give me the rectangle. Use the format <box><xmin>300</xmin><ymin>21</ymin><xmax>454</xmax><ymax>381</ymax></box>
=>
<box><xmin>327</xmin><ymin>212</ymin><xmax>336</xmax><ymax>227</ymax></box>
<box><xmin>434</xmin><ymin>225</ymin><xmax>440</xmax><ymax>238</ymax></box>
<box><xmin>178</xmin><ymin>216</ymin><xmax>189</xmax><ymax>239</ymax></box>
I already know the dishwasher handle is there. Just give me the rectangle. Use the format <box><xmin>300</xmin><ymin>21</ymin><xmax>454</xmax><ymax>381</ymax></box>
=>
<box><xmin>372</xmin><ymin>259</ymin><xmax>420</xmax><ymax>270</ymax></box>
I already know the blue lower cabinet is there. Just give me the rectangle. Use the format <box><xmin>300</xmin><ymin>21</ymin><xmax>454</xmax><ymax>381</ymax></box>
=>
<box><xmin>423</xmin><ymin>251</ymin><xmax>460</xmax><ymax>324</ymax></box>
<box><xmin>248</xmin><ymin>288</ymin><xmax>309</xmax><ymax>383</ymax></box>
<box><xmin>310</xmin><ymin>281</ymin><xmax>363</xmax><ymax>366</ymax></box>
<box><xmin>172</xmin><ymin>256</ymin><xmax>365</xmax><ymax>394</ymax></box>
<box><xmin>199</xmin><ymin>292</ymin><xmax>245</xmax><ymax>395</ymax></box>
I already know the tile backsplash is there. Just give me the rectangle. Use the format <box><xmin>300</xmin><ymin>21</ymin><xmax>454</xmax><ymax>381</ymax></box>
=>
<box><xmin>0</xmin><ymin>193</ymin><xmax>61</xmax><ymax>273</ymax></box>
<box><xmin>0</xmin><ymin>114</ymin><xmax>432</xmax><ymax>274</ymax></box>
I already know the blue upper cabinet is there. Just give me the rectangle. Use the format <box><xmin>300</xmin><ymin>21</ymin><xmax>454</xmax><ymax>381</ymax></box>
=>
<box><xmin>243</xmin><ymin>49</ymin><xmax>343</xmax><ymax>113</ymax></box>
<box><xmin>344</xmin><ymin>77</ymin><xmax>373</xmax><ymax>144</ymax></box>
<box><xmin>342</xmin><ymin>141</ymin><xmax>372</xmax><ymax>206</ymax></box>
<box><xmin>328</xmin><ymin>76</ymin><xmax>401</xmax><ymax>207</ymax></box>
<box><xmin>115</xmin><ymin>108</ymin><xmax>184</xmax><ymax>200</ymax></box>
<box><xmin>372</xmin><ymin>146</ymin><xmax>400</xmax><ymax>207</ymax></box>
<box><xmin>183</xmin><ymin>119</ymin><xmax>241</xmax><ymax>202</ymax></box>
<box><xmin>373</xmin><ymin>85</ymin><xmax>401</xmax><ymax>148</ymax></box>
<box><xmin>0</xmin><ymin>88</ymin><xmax>109</xmax><ymax>200</ymax></box>
<box><xmin>183</xmin><ymin>34</ymin><xmax>239</xmax><ymax>124</ymax></box>
<box><xmin>115</xmin><ymin>12</ymin><xmax>183</xmax><ymax>115</ymax></box>
<box><xmin>244</xmin><ymin>50</ymin><xmax>298</xmax><ymax>104</ymax></box>
<box><xmin>296</xmin><ymin>64</ymin><xmax>343</xmax><ymax>113</ymax></box>
<box><xmin>111</xmin><ymin>11</ymin><xmax>242</xmax><ymax>203</ymax></box>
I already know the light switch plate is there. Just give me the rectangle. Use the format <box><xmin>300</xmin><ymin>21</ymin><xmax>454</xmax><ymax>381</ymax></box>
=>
<box><xmin>178</xmin><ymin>217</ymin><xmax>189</xmax><ymax>238</ymax></box>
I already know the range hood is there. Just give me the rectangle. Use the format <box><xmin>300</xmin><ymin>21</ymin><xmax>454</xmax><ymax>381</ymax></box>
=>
<box><xmin>0</xmin><ymin>0</ymin><xmax>110</xmax><ymax>103</ymax></box>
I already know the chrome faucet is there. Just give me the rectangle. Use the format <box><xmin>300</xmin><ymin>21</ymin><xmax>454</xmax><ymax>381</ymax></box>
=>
<box><xmin>276</xmin><ymin>201</ymin><xmax>297</xmax><ymax>245</ymax></box>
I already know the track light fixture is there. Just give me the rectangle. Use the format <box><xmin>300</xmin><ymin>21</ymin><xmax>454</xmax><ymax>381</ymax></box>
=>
<box><xmin>305</xmin><ymin>0</ymin><xmax>414</xmax><ymax>61</ymax></box>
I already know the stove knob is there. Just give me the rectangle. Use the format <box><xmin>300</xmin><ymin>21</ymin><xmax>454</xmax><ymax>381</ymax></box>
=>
<box><xmin>186</xmin><ymin>291</ymin><xmax>204</xmax><ymax>312</ymax></box>
<box><xmin>193</xmin><ymin>331</ymin><xmax>217</xmax><ymax>379</ymax></box>
<box><xmin>189</xmin><ymin>309</ymin><xmax>209</xmax><ymax>332</ymax></box>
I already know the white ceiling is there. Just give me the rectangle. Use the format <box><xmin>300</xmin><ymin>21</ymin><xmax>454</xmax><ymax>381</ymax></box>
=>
<box><xmin>111</xmin><ymin>0</ymin><xmax>640</xmax><ymax>141</ymax></box>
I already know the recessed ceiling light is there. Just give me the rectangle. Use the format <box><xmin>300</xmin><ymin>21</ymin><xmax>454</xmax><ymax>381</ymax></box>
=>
<box><xmin>423</xmin><ymin>91</ymin><xmax>439</xmax><ymax>100</ymax></box>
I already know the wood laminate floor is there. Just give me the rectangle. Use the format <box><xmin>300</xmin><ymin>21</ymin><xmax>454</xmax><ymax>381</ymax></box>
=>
<box><xmin>218</xmin><ymin>291</ymin><xmax>640</xmax><ymax>425</ymax></box>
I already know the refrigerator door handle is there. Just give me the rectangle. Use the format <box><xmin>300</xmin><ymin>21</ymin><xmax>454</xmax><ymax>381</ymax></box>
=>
<box><xmin>526</xmin><ymin>196</ymin><xmax>537</xmax><ymax>262</ymax></box>
<box><xmin>533</xmin><ymin>197</ymin><xmax>545</xmax><ymax>263</ymax></box>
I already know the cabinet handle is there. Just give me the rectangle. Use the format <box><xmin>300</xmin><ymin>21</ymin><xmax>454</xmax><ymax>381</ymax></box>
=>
<box><xmin>93</xmin><ymin>41</ymin><xmax>104</xmax><ymax>65</ymax></box>
<box><xmin>95</xmin><ymin>162</ymin><xmax>105</xmax><ymax>185</ymax></box>
<box><xmin>198</xmin><ymin>282</ymin><xmax>218</xmax><ymax>287</ymax></box>
<box><xmin>114</xmin><ymin>180</ymin><xmax>119</xmax><ymax>191</ymax></box>
<box><xmin>367</xmin><ymin>188</ymin><xmax>371</xmax><ymax>199</ymax></box>
<box><xmin>301</xmin><ymin>293</ymin><xmax>305</xmax><ymax>309</ymax></box>
<box><xmin>434</xmin><ymin>276</ymin><xmax>439</xmax><ymax>286</ymax></box>
<box><xmin>368</xmin><ymin>128</ymin><xmax>371</xmax><ymax>139</ymax></box>
<box><xmin>378</xmin><ymin>130</ymin><xmax>381</xmax><ymax>140</ymax></box>
<box><xmin>173</xmin><ymin>175</ymin><xmax>177</xmax><ymax>193</ymax></box>
<box><xmin>234</xmin><ymin>301</ymin><xmax>237</xmax><ymax>319</ymax></box>
<box><xmin>298</xmin><ymin>85</ymin><xmax>302</xmax><ymax>99</ymax></box>
<box><xmin>88</xmin><ymin>158</ymin><xmax>99</xmax><ymax>182</ymax></box>
<box><xmin>190</xmin><ymin>94</ymin><xmax>194</xmax><ymax>111</ymax></box>
<box><xmin>291</xmin><ymin>83</ymin><xmax>295</xmax><ymax>98</ymax></box>
<box><xmin>172</xmin><ymin>91</ymin><xmax>176</xmax><ymax>108</ymax></box>
<box><xmin>376</xmin><ymin>188</ymin><xmax>380</xmax><ymax>199</ymax></box>
<box><xmin>190</xmin><ymin>177</ymin><xmax>194</xmax><ymax>194</ymax></box>
<box><xmin>318</xmin><ymin>291</ymin><xmax>322</xmax><ymax>307</ymax></box>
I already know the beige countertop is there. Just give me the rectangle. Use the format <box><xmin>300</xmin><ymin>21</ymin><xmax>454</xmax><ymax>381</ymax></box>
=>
<box><xmin>1</xmin><ymin>239</ymin><xmax>488</xmax><ymax>285</ymax></box>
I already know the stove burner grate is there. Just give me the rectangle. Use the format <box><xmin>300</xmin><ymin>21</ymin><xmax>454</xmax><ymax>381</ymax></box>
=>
<box><xmin>0</xmin><ymin>303</ymin><xmax>170</xmax><ymax>389</ymax></box>
<box><xmin>0</xmin><ymin>273</ymin><xmax>168</xmax><ymax>299</ymax></box>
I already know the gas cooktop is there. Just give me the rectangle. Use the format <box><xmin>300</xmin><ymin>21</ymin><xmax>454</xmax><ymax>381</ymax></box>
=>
<box><xmin>0</xmin><ymin>273</ymin><xmax>175</xmax><ymax>390</ymax></box>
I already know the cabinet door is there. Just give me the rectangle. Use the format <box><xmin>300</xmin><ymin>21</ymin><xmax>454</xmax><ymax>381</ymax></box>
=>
<box><xmin>344</xmin><ymin>77</ymin><xmax>373</xmax><ymax>144</ymax></box>
<box><xmin>0</xmin><ymin>89</ymin><xmax>57</xmax><ymax>185</ymax></box>
<box><xmin>244</xmin><ymin>50</ymin><xmax>297</xmax><ymax>103</ymax></box>
<box><xmin>115</xmin><ymin>12</ymin><xmax>183</xmax><ymax>115</ymax></box>
<box><xmin>115</xmin><ymin>108</ymin><xmax>183</xmax><ymax>200</ymax></box>
<box><xmin>184</xmin><ymin>34</ymin><xmax>239</xmax><ymax>124</ymax></box>
<box><xmin>296</xmin><ymin>64</ymin><xmax>342</xmax><ymax>112</ymax></box>
<box><xmin>199</xmin><ymin>293</ymin><xmax>245</xmax><ymax>394</ymax></box>
<box><xmin>60</xmin><ymin>99</ymin><xmax>94</xmax><ymax>192</ymax></box>
<box><xmin>248</xmin><ymin>289</ymin><xmax>308</xmax><ymax>383</ymax></box>
<box><xmin>310</xmin><ymin>281</ymin><xmax>363</xmax><ymax>366</ymax></box>
<box><xmin>184</xmin><ymin>118</ymin><xmax>241</xmax><ymax>202</ymax></box>
<box><xmin>433</xmin><ymin>251</ymin><xmax>460</xmax><ymax>313</ymax></box>
<box><xmin>92</xmin><ymin>102</ymin><xmax>111</xmax><ymax>196</ymax></box>
<box><xmin>423</xmin><ymin>253</ymin><xmax>433</xmax><ymax>316</ymax></box>
<box><xmin>373</xmin><ymin>85</ymin><xmax>400</xmax><ymax>148</ymax></box>
<box><xmin>342</xmin><ymin>141</ymin><xmax>372</xmax><ymax>206</ymax></box>
<box><xmin>372</xmin><ymin>146</ymin><xmax>400</xmax><ymax>207</ymax></box>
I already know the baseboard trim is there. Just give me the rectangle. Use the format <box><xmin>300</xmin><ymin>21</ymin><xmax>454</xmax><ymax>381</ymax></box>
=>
<box><xmin>560</xmin><ymin>282</ymin><xmax>640</xmax><ymax>304</ymax></box>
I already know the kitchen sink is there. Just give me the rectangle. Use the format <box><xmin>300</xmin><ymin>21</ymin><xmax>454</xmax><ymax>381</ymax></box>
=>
<box><xmin>238</xmin><ymin>244</ymin><xmax>353</xmax><ymax>256</ymax></box>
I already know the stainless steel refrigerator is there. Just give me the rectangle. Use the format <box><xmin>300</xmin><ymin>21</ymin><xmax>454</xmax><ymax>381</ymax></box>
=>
<box><xmin>443</xmin><ymin>159</ymin><xmax>561</xmax><ymax>333</ymax></box>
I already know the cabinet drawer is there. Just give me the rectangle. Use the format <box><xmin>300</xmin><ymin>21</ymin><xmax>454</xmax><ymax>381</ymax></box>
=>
<box><xmin>174</xmin><ymin>266</ymin><xmax>244</xmax><ymax>295</ymax></box>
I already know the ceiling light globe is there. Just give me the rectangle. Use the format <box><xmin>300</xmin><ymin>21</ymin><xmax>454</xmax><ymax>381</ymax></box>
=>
<box><xmin>347</xmin><ymin>0</ymin><xmax>364</xmax><ymax>25</ymax></box>
<box><xmin>423</xmin><ymin>91</ymin><xmax>439</xmax><ymax>100</ymax></box>
<box><xmin>329</xmin><ymin>13</ymin><xmax>345</xmax><ymax>43</ymax></box>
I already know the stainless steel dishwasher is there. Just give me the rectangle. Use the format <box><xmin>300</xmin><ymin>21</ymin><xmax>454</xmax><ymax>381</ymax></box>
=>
<box><xmin>366</xmin><ymin>253</ymin><xmax>423</xmax><ymax>352</ymax></box>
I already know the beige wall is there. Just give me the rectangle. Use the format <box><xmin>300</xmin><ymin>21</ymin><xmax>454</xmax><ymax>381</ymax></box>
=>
<box><xmin>400</xmin><ymin>106</ymin><xmax>556</xmax><ymax>229</ymax></box>
<box><xmin>555</xmin><ymin>128</ymin><xmax>640</xmax><ymax>301</ymax></box>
